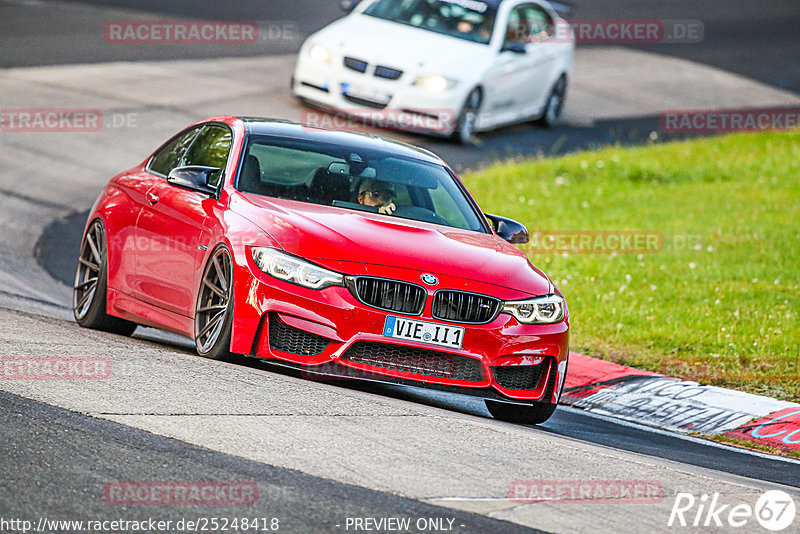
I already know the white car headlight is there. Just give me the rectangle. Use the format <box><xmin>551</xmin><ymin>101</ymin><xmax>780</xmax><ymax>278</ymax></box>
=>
<box><xmin>502</xmin><ymin>295</ymin><xmax>565</xmax><ymax>324</ymax></box>
<box><xmin>309</xmin><ymin>44</ymin><xmax>332</xmax><ymax>63</ymax></box>
<box><xmin>251</xmin><ymin>247</ymin><xmax>343</xmax><ymax>290</ymax></box>
<box><xmin>413</xmin><ymin>75</ymin><xmax>457</xmax><ymax>93</ymax></box>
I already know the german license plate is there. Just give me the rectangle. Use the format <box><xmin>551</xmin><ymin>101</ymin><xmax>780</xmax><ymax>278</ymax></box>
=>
<box><xmin>383</xmin><ymin>316</ymin><xmax>464</xmax><ymax>349</ymax></box>
<box><xmin>341</xmin><ymin>82</ymin><xmax>391</xmax><ymax>105</ymax></box>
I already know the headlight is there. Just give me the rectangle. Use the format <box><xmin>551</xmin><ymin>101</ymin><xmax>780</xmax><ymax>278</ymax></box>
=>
<box><xmin>413</xmin><ymin>75</ymin><xmax>457</xmax><ymax>93</ymax></box>
<box><xmin>251</xmin><ymin>247</ymin><xmax>343</xmax><ymax>290</ymax></box>
<box><xmin>309</xmin><ymin>44</ymin><xmax>332</xmax><ymax>63</ymax></box>
<box><xmin>502</xmin><ymin>295</ymin><xmax>565</xmax><ymax>324</ymax></box>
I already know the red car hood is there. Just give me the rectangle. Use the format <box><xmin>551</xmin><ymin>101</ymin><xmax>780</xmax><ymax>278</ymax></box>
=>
<box><xmin>235</xmin><ymin>194</ymin><xmax>553</xmax><ymax>296</ymax></box>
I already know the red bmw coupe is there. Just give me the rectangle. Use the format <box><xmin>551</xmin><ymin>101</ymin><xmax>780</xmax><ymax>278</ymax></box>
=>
<box><xmin>74</xmin><ymin>116</ymin><xmax>569</xmax><ymax>423</ymax></box>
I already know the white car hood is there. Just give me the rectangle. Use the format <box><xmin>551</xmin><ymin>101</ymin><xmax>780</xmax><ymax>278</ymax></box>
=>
<box><xmin>311</xmin><ymin>14</ymin><xmax>495</xmax><ymax>78</ymax></box>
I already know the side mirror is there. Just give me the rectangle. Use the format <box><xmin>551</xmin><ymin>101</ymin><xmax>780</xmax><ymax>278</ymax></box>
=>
<box><xmin>166</xmin><ymin>166</ymin><xmax>219</xmax><ymax>196</ymax></box>
<box><xmin>340</xmin><ymin>0</ymin><xmax>361</xmax><ymax>13</ymax></box>
<box><xmin>485</xmin><ymin>213</ymin><xmax>529</xmax><ymax>244</ymax></box>
<box><xmin>500</xmin><ymin>41</ymin><xmax>526</xmax><ymax>54</ymax></box>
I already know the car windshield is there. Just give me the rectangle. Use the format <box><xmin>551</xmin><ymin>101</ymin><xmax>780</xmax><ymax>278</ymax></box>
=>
<box><xmin>237</xmin><ymin>136</ymin><xmax>487</xmax><ymax>232</ymax></box>
<box><xmin>363</xmin><ymin>0</ymin><xmax>497</xmax><ymax>45</ymax></box>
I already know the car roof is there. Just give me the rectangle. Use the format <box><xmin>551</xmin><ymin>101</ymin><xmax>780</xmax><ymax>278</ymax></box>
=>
<box><xmin>420</xmin><ymin>0</ymin><xmax>505</xmax><ymax>8</ymax></box>
<box><xmin>236</xmin><ymin>117</ymin><xmax>443</xmax><ymax>165</ymax></box>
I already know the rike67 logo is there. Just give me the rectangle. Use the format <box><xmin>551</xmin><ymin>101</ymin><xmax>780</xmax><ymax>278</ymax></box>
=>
<box><xmin>669</xmin><ymin>490</ymin><xmax>796</xmax><ymax>531</ymax></box>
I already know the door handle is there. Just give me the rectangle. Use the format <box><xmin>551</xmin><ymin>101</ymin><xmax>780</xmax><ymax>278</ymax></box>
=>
<box><xmin>146</xmin><ymin>191</ymin><xmax>159</xmax><ymax>205</ymax></box>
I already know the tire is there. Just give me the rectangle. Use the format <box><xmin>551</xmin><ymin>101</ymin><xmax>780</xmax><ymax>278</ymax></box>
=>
<box><xmin>452</xmin><ymin>88</ymin><xmax>481</xmax><ymax>145</ymax></box>
<box><xmin>73</xmin><ymin>219</ymin><xmax>137</xmax><ymax>336</ymax></box>
<box><xmin>485</xmin><ymin>399</ymin><xmax>557</xmax><ymax>425</ymax></box>
<box><xmin>194</xmin><ymin>244</ymin><xmax>236</xmax><ymax>361</ymax></box>
<box><xmin>536</xmin><ymin>75</ymin><xmax>567</xmax><ymax>128</ymax></box>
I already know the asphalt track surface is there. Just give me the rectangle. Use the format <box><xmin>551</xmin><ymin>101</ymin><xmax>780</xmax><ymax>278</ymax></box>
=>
<box><xmin>0</xmin><ymin>390</ymin><xmax>542</xmax><ymax>533</ymax></box>
<box><xmin>2</xmin><ymin>1</ymin><xmax>800</xmax><ymax>532</ymax></box>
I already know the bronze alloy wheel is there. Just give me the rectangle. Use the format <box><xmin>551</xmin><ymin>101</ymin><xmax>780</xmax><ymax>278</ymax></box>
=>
<box><xmin>73</xmin><ymin>219</ymin><xmax>136</xmax><ymax>335</ymax></box>
<box><xmin>73</xmin><ymin>220</ymin><xmax>105</xmax><ymax>320</ymax></box>
<box><xmin>194</xmin><ymin>245</ymin><xmax>234</xmax><ymax>358</ymax></box>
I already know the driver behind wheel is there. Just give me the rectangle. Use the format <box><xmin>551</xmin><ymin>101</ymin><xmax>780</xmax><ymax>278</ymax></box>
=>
<box><xmin>357</xmin><ymin>179</ymin><xmax>396</xmax><ymax>215</ymax></box>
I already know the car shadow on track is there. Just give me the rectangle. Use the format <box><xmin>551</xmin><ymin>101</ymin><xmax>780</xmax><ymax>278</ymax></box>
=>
<box><xmin>250</xmin><ymin>358</ymin><xmax>497</xmax><ymax>421</ymax></box>
<box><xmin>122</xmin><ymin>321</ymin><xmax>496</xmax><ymax>422</ymax></box>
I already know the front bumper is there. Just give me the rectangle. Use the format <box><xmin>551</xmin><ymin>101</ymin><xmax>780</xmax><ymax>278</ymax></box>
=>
<box><xmin>292</xmin><ymin>55</ymin><xmax>468</xmax><ymax>136</ymax></box>
<box><xmin>231</xmin><ymin>254</ymin><xmax>569</xmax><ymax>403</ymax></box>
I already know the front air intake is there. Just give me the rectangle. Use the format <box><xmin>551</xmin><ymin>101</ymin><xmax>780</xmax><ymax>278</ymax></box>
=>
<box><xmin>268</xmin><ymin>313</ymin><xmax>330</xmax><ymax>356</ymax></box>
<box><xmin>341</xmin><ymin>341</ymin><xmax>484</xmax><ymax>382</ymax></box>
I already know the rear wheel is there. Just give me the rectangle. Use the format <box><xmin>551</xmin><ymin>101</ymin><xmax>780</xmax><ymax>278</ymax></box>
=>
<box><xmin>194</xmin><ymin>244</ymin><xmax>235</xmax><ymax>361</ymax></box>
<box><xmin>485</xmin><ymin>400</ymin><xmax>557</xmax><ymax>425</ymax></box>
<box><xmin>73</xmin><ymin>220</ymin><xmax>137</xmax><ymax>335</ymax></box>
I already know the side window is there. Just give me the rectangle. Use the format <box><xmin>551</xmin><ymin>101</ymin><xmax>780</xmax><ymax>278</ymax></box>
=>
<box><xmin>523</xmin><ymin>4</ymin><xmax>553</xmax><ymax>41</ymax></box>
<box><xmin>181</xmin><ymin>125</ymin><xmax>233</xmax><ymax>188</ymax></box>
<box><xmin>505</xmin><ymin>4</ymin><xmax>553</xmax><ymax>45</ymax></box>
<box><xmin>505</xmin><ymin>7</ymin><xmax>526</xmax><ymax>44</ymax></box>
<box><xmin>148</xmin><ymin>127</ymin><xmax>201</xmax><ymax>176</ymax></box>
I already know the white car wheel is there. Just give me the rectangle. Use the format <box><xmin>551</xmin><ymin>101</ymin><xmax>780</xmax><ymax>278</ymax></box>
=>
<box><xmin>453</xmin><ymin>89</ymin><xmax>481</xmax><ymax>144</ymax></box>
<box><xmin>538</xmin><ymin>75</ymin><xmax>567</xmax><ymax>127</ymax></box>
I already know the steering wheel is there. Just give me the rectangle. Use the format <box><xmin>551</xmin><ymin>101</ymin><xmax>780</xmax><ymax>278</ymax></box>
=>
<box><xmin>393</xmin><ymin>205</ymin><xmax>448</xmax><ymax>226</ymax></box>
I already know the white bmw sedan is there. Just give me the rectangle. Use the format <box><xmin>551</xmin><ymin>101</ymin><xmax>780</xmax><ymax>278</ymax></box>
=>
<box><xmin>292</xmin><ymin>0</ymin><xmax>574</xmax><ymax>143</ymax></box>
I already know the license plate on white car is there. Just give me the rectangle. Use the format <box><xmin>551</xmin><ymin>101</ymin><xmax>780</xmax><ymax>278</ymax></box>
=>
<box><xmin>341</xmin><ymin>82</ymin><xmax>391</xmax><ymax>105</ymax></box>
<box><xmin>383</xmin><ymin>316</ymin><xmax>464</xmax><ymax>350</ymax></box>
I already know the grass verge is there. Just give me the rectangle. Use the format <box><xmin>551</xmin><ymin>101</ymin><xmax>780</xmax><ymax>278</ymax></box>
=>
<box><xmin>463</xmin><ymin>131</ymin><xmax>800</xmax><ymax>401</ymax></box>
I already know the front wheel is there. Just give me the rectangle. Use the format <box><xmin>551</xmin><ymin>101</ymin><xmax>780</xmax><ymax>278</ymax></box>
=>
<box><xmin>485</xmin><ymin>400</ymin><xmax>557</xmax><ymax>425</ymax></box>
<box><xmin>73</xmin><ymin>219</ymin><xmax>137</xmax><ymax>336</ymax></box>
<box><xmin>452</xmin><ymin>88</ymin><xmax>481</xmax><ymax>145</ymax></box>
<box><xmin>536</xmin><ymin>75</ymin><xmax>567</xmax><ymax>128</ymax></box>
<box><xmin>194</xmin><ymin>244</ymin><xmax>236</xmax><ymax>361</ymax></box>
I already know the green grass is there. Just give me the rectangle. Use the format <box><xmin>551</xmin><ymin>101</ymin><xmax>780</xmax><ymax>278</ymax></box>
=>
<box><xmin>463</xmin><ymin>131</ymin><xmax>800</xmax><ymax>401</ymax></box>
